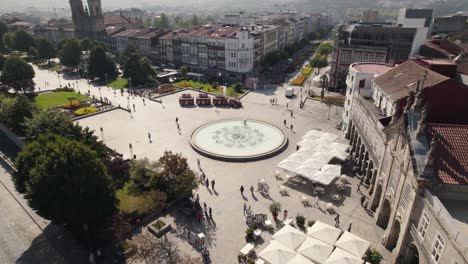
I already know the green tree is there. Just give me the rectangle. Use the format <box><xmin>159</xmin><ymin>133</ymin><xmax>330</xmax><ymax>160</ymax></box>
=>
<box><xmin>23</xmin><ymin>110</ymin><xmax>108</xmax><ymax>158</ymax></box>
<box><xmin>27</xmin><ymin>47</ymin><xmax>37</xmax><ymax>58</ymax></box>
<box><xmin>36</xmin><ymin>39</ymin><xmax>56</xmax><ymax>61</ymax></box>
<box><xmin>88</xmin><ymin>45</ymin><xmax>116</xmax><ymax>79</ymax></box>
<box><xmin>103</xmin><ymin>156</ymin><xmax>130</xmax><ymax>191</ymax></box>
<box><xmin>0</xmin><ymin>22</ymin><xmax>7</xmax><ymax>46</ymax></box>
<box><xmin>79</xmin><ymin>38</ymin><xmax>91</xmax><ymax>51</ymax></box>
<box><xmin>316</xmin><ymin>41</ymin><xmax>332</xmax><ymax>55</ymax></box>
<box><xmin>2</xmin><ymin>32</ymin><xmax>15</xmax><ymax>49</ymax></box>
<box><xmin>310</xmin><ymin>54</ymin><xmax>328</xmax><ymax>71</ymax></box>
<box><xmin>190</xmin><ymin>15</ymin><xmax>199</xmax><ymax>26</ymax></box>
<box><xmin>14</xmin><ymin>134</ymin><xmax>116</xmax><ymax>233</ymax></box>
<box><xmin>153</xmin><ymin>151</ymin><xmax>198</xmax><ymax>200</ymax></box>
<box><xmin>179</xmin><ymin>65</ymin><xmax>188</xmax><ymax>79</ymax></box>
<box><xmin>129</xmin><ymin>158</ymin><xmax>157</xmax><ymax>189</ymax></box>
<box><xmin>123</xmin><ymin>54</ymin><xmax>156</xmax><ymax>86</ymax></box>
<box><xmin>159</xmin><ymin>13</ymin><xmax>170</xmax><ymax>28</ymax></box>
<box><xmin>120</xmin><ymin>44</ymin><xmax>137</xmax><ymax>64</ymax></box>
<box><xmin>13</xmin><ymin>30</ymin><xmax>36</xmax><ymax>52</ymax></box>
<box><xmin>1</xmin><ymin>56</ymin><xmax>35</xmax><ymax>93</ymax></box>
<box><xmin>59</xmin><ymin>38</ymin><xmax>81</xmax><ymax>68</ymax></box>
<box><xmin>0</xmin><ymin>54</ymin><xmax>5</xmax><ymax>69</ymax></box>
<box><xmin>232</xmin><ymin>82</ymin><xmax>243</xmax><ymax>93</ymax></box>
<box><xmin>0</xmin><ymin>95</ymin><xmax>37</xmax><ymax>134</ymax></box>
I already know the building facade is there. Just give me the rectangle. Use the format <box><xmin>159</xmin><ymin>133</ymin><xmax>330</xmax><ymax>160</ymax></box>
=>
<box><xmin>344</xmin><ymin>60</ymin><xmax>468</xmax><ymax>264</ymax></box>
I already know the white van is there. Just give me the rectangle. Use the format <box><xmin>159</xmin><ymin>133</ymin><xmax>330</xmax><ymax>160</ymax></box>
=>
<box><xmin>285</xmin><ymin>87</ymin><xmax>294</xmax><ymax>97</ymax></box>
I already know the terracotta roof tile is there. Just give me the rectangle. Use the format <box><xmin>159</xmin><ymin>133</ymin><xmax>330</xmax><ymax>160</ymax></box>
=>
<box><xmin>427</xmin><ymin>124</ymin><xmax>468</xmax><ymax>186</ymax></box>
<box><xmin>373</xmin><ymin>60</ymin><xmax>449</xmax><ymax>101</ymax></box>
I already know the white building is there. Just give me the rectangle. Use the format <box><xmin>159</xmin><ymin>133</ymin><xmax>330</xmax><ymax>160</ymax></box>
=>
<box><xmin>397</xmin><ymin>8</ymin><xmax>433</xmax><ymax>56</ymax></box>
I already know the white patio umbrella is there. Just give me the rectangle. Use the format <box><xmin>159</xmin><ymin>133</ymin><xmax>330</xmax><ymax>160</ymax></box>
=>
<box><xmin>324</xmin><ymin>248</ymin><xmax>364</xmax><ymax>264</ymax></box>
<box><xmin>334</xmin><ymin>232</ymin><xmax>371</xmax><ymax>258</ymax></box>
<box><xmin>307</xmin><ymin>221</ymin><xmax>342</xmax><ymax>246</ymax></box>
<box><xmin>272</xmin><ymin>225</ymin><xmax>307</xmax><ymax>250</ymax></box>
<box><xmin>259</xmin><ymin>240</ymin><xmax>297</xmax><ymax>264</ymax></box>
<box><xmin>287</xmin><ymin>253</ymin><xmax>315</xmax><ymax>264</ymax></box>
<box><xmin>297</xmin><ymin>236</ymin><xmax>334</xmax><ymax>263</ymax></box>
<box><xmin>304</xmin><ymin>130</ymin><xmax>327</xmax><ymax>138</ymax></box>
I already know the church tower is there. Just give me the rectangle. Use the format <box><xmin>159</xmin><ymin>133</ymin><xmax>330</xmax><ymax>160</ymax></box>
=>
<box><xmin>69</xmin><ymin>0</ymin><xmax>90</xmax><ymax>34</ymax></box>
<box><xmin>87</xmin><ymin>0</ymin><xmax>105</xmax><ymax>33</ymax></box>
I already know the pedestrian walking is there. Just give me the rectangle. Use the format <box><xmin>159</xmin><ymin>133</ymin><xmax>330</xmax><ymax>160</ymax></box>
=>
<box><xmin>290</xmin><ymin>110</ymin><xmax>293</xmax><ymax>117</ymax></box>
<box><xmin>143</xmin><ymin>98</ymin><xmax>145</xmax><ymax>105</ymax></box>
<box><xmin>197</xmin><ymin>158</ymin><xmax>200</xmax><ymax>167</ymax></box>
<box><xmin>133</xmin><ymin>104</ymin><xmax>135</xmax><ymax>111</ymax></box>
<box><xmin>240</xmin><ymin>185</ymin><xmax>244</xmax><ymax>196</ymax></box>
<box><xmin>148</xmin><ymin>132</ymin><xmax>151</xmax><ymax>141</ymax></box>
<box><xmin>296</xmin><ymin>145</ymin><xmax>300</xmax><ymax>151</ymax></box>
<box><xmin>205</xmin><ymin>178</ymin><xmax>209</xmax><ymax>188</ymax></box>
<box><xmin>313</xmin><ymin>196</ymin><xmax>320</xmax><ymax>208</ymax></box>
<box><xmin>202</xmin><ymin>172</ymin><xmax>206</xmax><ymax>181</ymax></box>
<box><xmin>290</xmin><ymin>124</ymin><xmax>293</xmax><ymax>131</ymax></box>
<box><xmin>209</xmin><ymin>207</ymin><xmax>212</xmax><ymax>219</ymax></box>
<box><xmin>176</xmin><ymin>117</ymin><xmax>179</xmax><ymax>123</ymax></box>
<box><xmin>286</xmin><ymin>103</ymin><xmax>289</xmax><ymax>108</ymax></box>
<box><xmin>203</xmin><ymin>202</ymin><xmax>207</xmax><ymax>212</ymax></box>
<box><xmin>196</xmin><ymin>193</ymin><xmax>200</xmax><ymax>201</ymax></box>
<box><xmin>334</xmin><ymin>215</ymin><xmax>340</xmax><ymax>227</ymax></box>
<box><xmin>284</xmin><ymin>119</ymin><xmax>287</xmax><ymax>126</ymax></box>
<box><xmin>211</xmin><ymin>180</ymin><xmax>215</xmax><ymax>190</ymax></box>
<box><xmin>250</xmin><ymin>185</ymin><xmax>254</xmax><ymax>194</ymax></box>
<box><xmin>177</xmin><ymin>123</ymin><xmax>180</xmax><ymax>130</ymax></box>
<box><xmin>348</xmin><ymin>223</ymin><xmax>352</xmax><ymax>232</ymax></box>
<box><xmin>283</xmin><ymin>209</ymin><xmax>288</xmax><ymax>220</ymax></box>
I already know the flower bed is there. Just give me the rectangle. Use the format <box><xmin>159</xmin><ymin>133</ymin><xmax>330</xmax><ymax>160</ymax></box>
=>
<box><xmin>301</xmin><ymin>66</ymin><xmax>313</xmax><ymax>75</ymax></box>
<box><xmin>74</xmin><ymin>107</ymin><xmax>98</xmax><ymax>116</ymax></box>
<box><xmin>63</xmin><ymin>102</ymin><xmax>81</xmax><ymax>109</ymax></box>
<box><xmin>291</xmin><ymin>75</ymin><xmax>307</xmax><ymax>86</ymax></box>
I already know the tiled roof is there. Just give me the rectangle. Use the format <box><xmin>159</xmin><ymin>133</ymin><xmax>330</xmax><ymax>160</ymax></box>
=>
<box><xmin>373</xmin><ymin>60</ymin><xmax>449</xmax><ymax>101</ymax></box>
<box><xmin>427</xmin><ymin>124</ymin><xmax>468</xmax><ymax>186</ymax></box>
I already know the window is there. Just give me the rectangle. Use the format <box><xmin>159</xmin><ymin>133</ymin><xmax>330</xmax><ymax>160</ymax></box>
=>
<box><xmin>400</xmin><ymin>184</ymin><xmax>411</xmax><ymax>210</ymax></box>
<box><xmin>418</xmin><ymin>212</ymin><xmax>429</xmax><ymax>239</ymax></box>
<box><xmin>359</xmin><ymin>79</ymin><xmax>365</xmax><ymax>88</ymax></box>
<box><xmin>431</xmin><ymin>234</ymin><xmax>445</xmax><ymax>263</ymax></box>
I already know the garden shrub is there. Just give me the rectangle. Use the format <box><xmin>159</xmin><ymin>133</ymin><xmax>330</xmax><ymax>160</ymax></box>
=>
<box><xmin>55</xmin><ymin>87</ymin><xmax>74</xmax><ymax>92</ymax></box>
<box><xmin>296</xmin><ymin>214</ymin><xmax>306</xmax><ymax>228</ymax></box>
<box><xmin>63</xmin><ymin>102</ymin><xmax>81</xmax><ymax>109</ymax></box>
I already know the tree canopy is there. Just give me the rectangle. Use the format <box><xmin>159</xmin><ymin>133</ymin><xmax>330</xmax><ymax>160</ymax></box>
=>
<box><xmin>123</xmin><ymin>54</ymin><xmax>156</xmax><ymax>86</ymax></box>
<box><xmin>79</xmin><ymin>38</ymin><xmax>91</xmax><ymax>51</ymax></box>
<box><xmin>159</xmin><ymin>13</ymin><xmax>170</xmax><ymax>28</ymax></box>
<box><xmin>310</xmin><ymin>54</ymin><xmax>328</xmax><ymax>69</ymax></box>
<box><xmin>0</xmin><ymin>95</ymin><xmax>37</xmax><ymax>134</ymax></box>
<box><xmin>0</xmin><ymin>22</ymin><xmax>7</xmax><ymax>46</ymax></box>
<box><xmin>14</xmin><ymin>134</ymin><xmax>116</xmax><ymax>231</ymax></box>
<box><xmin>59</xmin><ymin>38</ymin><xmax>81</xmax><ymax>68</ymax></box>
<box><xmin>36</xmin><ymin>39</ymin><xmax>56</xmax><ymax>61</ymax></box>
<box><xmin>0</xmin><ymin>54</ymin><xmax>5</xmax><ymax>69</ymax></box>
<box><xmin>316</xmin><ymin>41</ymin><xmax>333</xmax><ymax>55</ymax></box>
<box><xmin>23</xmin><ymin>110</ymin><xmax>108</xmax><ymax>158</ymax></box>
<box><xmin>88</xmin><ymin>45</ymin><xmax>116</xmax><ymax>79</ymax></box>
<box><xmin>1</xmin><ymin>56</ymin><xmax>35</xmax><ymax>92</ymax></box>
<box><xmin>13</xmin><ymin>30</ymin><xmax>36</xmax><ymax>52</ymax></box>
<box><xmin>2</xmin><ymin>32</ymin><xmax>15</xmax><ymax>49</ymax></box>
<box><xmin>119</xmin><ymin>44</ymin><xmax>137</xmax><ymax>64</ymax></box>
<box><xmin>179</xmin><ymin>65</ymin><xmax>188</xmax><ymax>79</ymax></box>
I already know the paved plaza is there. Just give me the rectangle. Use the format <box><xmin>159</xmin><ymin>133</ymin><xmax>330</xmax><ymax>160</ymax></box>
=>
<box><xmin>31</xmin><ymin>66</ymin><xmax>391</xmax><ymax>263</ymax></box>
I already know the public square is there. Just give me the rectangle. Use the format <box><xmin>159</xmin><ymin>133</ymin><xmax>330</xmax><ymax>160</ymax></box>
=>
<box><xmin>30</xmin><ymin>65</ymin><xmax>391</xmax><ymax>263</ymax></box>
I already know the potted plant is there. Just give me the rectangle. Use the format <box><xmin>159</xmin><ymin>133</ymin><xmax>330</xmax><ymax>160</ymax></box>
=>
<box><xmin>296</xmin><ymin>214</ymin><xmax>306</xmax><ymax>229</ymax></box>
<box><xmin>365</xmin><ymin>248</ymin><xmax>383</xmax><ymax>264</ymax></box>
<box><xmin>269</xmin><ymin>202</ymin><xmax>281</xmax><ymax>221</ymax></box>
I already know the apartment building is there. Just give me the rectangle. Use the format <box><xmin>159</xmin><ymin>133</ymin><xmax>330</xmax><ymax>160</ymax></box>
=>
<box><xmin>330</xmin><ymin>23</ymin><xmax>417</xmax><ymax>89</ymax></box>
<box><xmin>156</xmin><ymin>25</ymin><xmax>255</xmax><ymax>81</ymax></box>
<box><xmin>344</xmin><ymin>59</ymin><xmax>468</xmax><ymax>264</ymax></box>
<box><xmin>432</xmin><ymin>12</ymin><xmax>468</xmax><ymax>35</ymax></box>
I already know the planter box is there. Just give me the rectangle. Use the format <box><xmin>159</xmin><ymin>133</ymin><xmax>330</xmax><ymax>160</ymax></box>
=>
<box><xmin>148</xmin><ymin>223</ymin><xmax>172</xmax><ymax>238</ymax></box>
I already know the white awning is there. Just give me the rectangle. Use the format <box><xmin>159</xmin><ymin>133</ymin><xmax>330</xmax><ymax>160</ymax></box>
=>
<box><xmin>287</xmin><ymin>253</ymin><xmax>315</xmax><ymax>264</ymax></box>
<box><xmin>259</xmin><ymin>240</ymin><xmax>298</xmax><ymax>264</ymax></box>
<box><xmin>297</xmin><ymin>236</ymin><xmax>334</xmax><ymax>263</ymax></box>
<box><xmin>306</xmin><ymin>221</ymin><xmax>342</xmax><ymax>246</ymax></box>
<box><xmin>324</xmin><ymin>248</ymin><xmax>364</xmax><ymax>264</ymax></box>
<box><xmin>273</xmin><ymin>225</ymin><xmax>307</xmax><ymax>250</ymax></box>
<box><xmin>334</xmin><ymin>232</ymin><xmax>371</xmax><ymax>258</ymax></box>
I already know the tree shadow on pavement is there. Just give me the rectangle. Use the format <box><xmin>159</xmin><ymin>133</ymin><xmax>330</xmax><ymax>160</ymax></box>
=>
<box><xmin>16</xmin><ymin>224</ymin><xmax>89</xmax><ymax>264</ymax></box>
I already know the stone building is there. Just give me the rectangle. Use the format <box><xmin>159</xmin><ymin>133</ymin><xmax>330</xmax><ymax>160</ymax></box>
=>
<box><xmin>69</xmin><ymin>0</ymin><xmax>105</xmax><ymax>37</ymax></box>
<box><xmin>330</xmin><ymin>23</ymin><xmax>417</xmax><ymax>89</ymax></box>
<box><xmin>344</xmin><ymin>60</ymin><xmax>468</xmax><ymax>263</ymax></box>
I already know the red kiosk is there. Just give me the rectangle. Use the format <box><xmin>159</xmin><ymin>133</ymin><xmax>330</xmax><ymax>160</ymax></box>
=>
<box><xmin>228</xmin><ymin>98</ymin><xmax>242</xmax><ymax>108</ymax></box>
<box><xmin>213</xmin><ymin>95</ymin><xmax>229</xmax><ymax>106</ymax></box>
<box><xmin>179</xmin><ymin>93</ymin><xmax>194</xmax><ymax>106</ymax></box>
<box><xmin>196</xmin><ymin>93</ymin><xmax>211</xmax><ymax>106</ymax></box>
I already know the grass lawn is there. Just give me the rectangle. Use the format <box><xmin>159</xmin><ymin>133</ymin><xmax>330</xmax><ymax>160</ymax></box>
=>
<box><xmin>35</xmin><ymin>91</ymin><xmax>88</xmax><ymax>108</ymax></box>
<box><xmin>108</xmin><ymin>77</ymin><xmax>128</xmax><ymax>89</ymax></box>
<box><xmin>116</xmin><ymin>184</ymin><xmax>151</xmax><ymax>214</ymax></box>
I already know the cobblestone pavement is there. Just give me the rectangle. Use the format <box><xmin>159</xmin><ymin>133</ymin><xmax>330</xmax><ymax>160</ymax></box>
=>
<box><xmin>32</xmin><ymin>66</ymin><xmax>391</xmax><ymax>264</ymax></box>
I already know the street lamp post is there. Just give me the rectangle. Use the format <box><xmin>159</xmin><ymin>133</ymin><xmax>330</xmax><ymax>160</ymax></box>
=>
<box><xmin>105</xmin><ymin>74</ymin><xmax>108</xmax><ymax>86</ymax></box>
<box><xmin>128</xmin><ymin>78</ymin><xmax>132</xmax><ymax>90</ymax></box>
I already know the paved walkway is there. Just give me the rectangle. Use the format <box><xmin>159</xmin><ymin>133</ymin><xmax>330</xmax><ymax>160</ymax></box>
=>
<box><xmin>31</xmin><ymin>66</ymin><xmax>390</xmax><ymax>263</ymax></box>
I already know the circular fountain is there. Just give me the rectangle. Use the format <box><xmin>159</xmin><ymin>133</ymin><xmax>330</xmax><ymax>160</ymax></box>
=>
<box><xmin>190</xmin><ymin>119</ymin><xmax>288</xmax><ymax>161</ymax></box>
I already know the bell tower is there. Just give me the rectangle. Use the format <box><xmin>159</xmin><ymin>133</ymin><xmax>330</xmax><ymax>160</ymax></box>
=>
<box><xmin>87</xmin><ymin>0</ymin><xmax>105</xmax><ymax>33</ymax></box>
<box><xmin>69</xmin><ymin>0</ymin><xmax>90</xmax><ymax>34</ymax></box>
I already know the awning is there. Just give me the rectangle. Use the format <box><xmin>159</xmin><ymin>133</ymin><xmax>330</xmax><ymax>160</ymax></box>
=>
<box><xmin>259</xmin><ymin>240</ymin><xmax>298</xmax><ymax>264</ymax></box>
<box><xmin>272</xmin><ymin>225</ymin><xmax>307</xmax><ymax>250</ymax></box>
<box><xmin>306</xmin><ymin>221</ymin><xmax>342</xmax><ymax>246</ymax></box>
<box><xmin>324</xmin><ymin>248</ymin><xmax>364</xmax><ymax>264</ymax></box>
<box><xmin>297</xmin><ymin>236</ymin><xmax>334</xmax><ymax>263</ymax></box>
<box><xmin>334</xmin><ymin>232</ymin><xmax>371</xmax><ymax>258</ymax></box>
